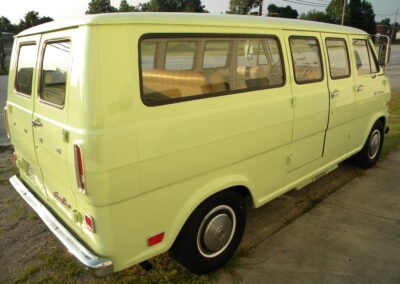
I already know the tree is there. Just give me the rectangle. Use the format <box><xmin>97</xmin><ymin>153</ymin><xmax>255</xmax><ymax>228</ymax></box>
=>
<box><xmin>379</xmin><ymin>18</ymin><xmax>391</xmax><ymax>26</ymax></box>
<box><xmin>227</xmin><ymin>0</ymin><xmax>258</xmax><ymax>15</ymax></box>
<box><xmin>17</xmin><ymin>11</ymin><xmax>53</xmax><ymax>32</ymax></box>
<box><xmin>119</xmin><ymin>0</ymin><xmax>139</xmax><ymax>12</ymax></box>
<box><xmin>348</xmin><ymin>0</ymin><xmax>363</xmax><ymax>28</ymax></box>
<box><xmin>0</xmin><ymin>16</ymin><xmax>15</xmax><ymax>33</ymax></box>
<box><xmin>139</xmin><ymin>0</ymin><xmax>207</xmax><ymax>12</ymax></box>
<box><xmin>326</xmin><ymin>0</ymin><xmax>349</xmax><ymax>24</ymax></box>
<box><xmin>86</xmin><ymin>0</ymin><xmax>117</xmax><ymax>14</ymax></box>
<box><xmin>267</xmin><ymin>4</ymin><xmax>298</xmax><ymax>19</ymax></box>
<box><xmin>300</xmin><ymin>10</ymin><xmax>330</xmax><ymax>23</ymax></box>
<box><xmin>360</xmin><ymin>0</ymin><xmax>376</xmax><ymax>34</ymax></box>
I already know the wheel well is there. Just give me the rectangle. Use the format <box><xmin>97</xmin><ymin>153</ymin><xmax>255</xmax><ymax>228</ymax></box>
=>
<box><xmin>224</xmin><ymin>186</ymin><xmax>254</xmax><ymax>209</ymax></box>
<box><xmin>378</xmin><ymin>116</ymin><xmax>386</xmax><ymax>128</ymax></box>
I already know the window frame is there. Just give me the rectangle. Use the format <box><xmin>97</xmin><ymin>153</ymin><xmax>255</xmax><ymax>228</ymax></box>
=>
<box><xmin>138</xmin><ymin>33</ymin><xmax>286</xmax><ymax>107</ymax></box>
<box><xmin>325</xmin><ymin>37</ymin><xmax>351</xmax><ymax>80</ymax></box>
<box><xmin>352</xmin><ymin>38</ymin><xmax>380</xmax><ymax>76</ymax></box>
<box><xmin>38</xmin><ymin>38</ymin><xmax>72</xmax><ymax>110</ymax></box>
<box><xmin>289</xmin><ymin>36</ymin><xmax>324</xmax><ymax>85</ymax></box>
<box><xmin>14</xmin><ymin>42</ymin><xmax>37</xmax><ymax>98</ymax></box>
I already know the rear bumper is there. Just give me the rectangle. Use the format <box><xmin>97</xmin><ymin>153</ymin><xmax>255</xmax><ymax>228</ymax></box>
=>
<box><xmin>9</xmin><ymin>175</ymin><xmax>114</xmax><ymax>276</ymax></box>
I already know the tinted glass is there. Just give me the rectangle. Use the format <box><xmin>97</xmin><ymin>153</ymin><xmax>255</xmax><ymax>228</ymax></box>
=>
<box><xmin>15</xmin><ymin>44</ymin><xmax>36</xmax><ymax>95</ymax></box>
<box><xmin>40</xmin><ymin>41</ymin><xmax>71</xmax><ymax>106</ymax></box>
<box><xmin>290</xmin><ymin>37</ymin><xmax>323</xmax><ymax>83</ymax></box>
<box><xmin>140</xmin><ymin>36</ymin><xmax>284</xmax><ymax>106</ymax></box>
<box><xmin>203</xmin><ymin>41</ymin><xmax>229</xmax><ymax>69</ymax></box>
<box><xmin>326</xmin><ymin>39</ymin><xmax>350</xmax><ymax>79</ymax></box>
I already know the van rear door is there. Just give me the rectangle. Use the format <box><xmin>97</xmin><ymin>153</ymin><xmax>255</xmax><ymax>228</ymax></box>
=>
<box><xmin>8</xmin><ymin>35</ymin><xmax>48</xmax><ymax>200</ymax></box>
<box><xmin>32</xmin><ymin>30</ymin><xmax>77</xmax><ymax>218</ymax></box>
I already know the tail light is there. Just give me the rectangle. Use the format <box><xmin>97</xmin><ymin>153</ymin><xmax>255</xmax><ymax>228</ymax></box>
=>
<box><xmin>3</xmin><ymin>109</ymin><xmax>11</xmax><ymax>139</ymax></box>
<box><xmin>74</xmin><ymin>144</ymin><xmax>86</xmax><ymax>194</ymax></box>
<box><xmin>84</xmin><ymin>214</ymin><xmax>95</xmax><ymax>233</ymax></box>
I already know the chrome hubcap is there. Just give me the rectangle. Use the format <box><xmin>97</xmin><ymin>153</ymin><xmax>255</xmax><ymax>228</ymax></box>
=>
<box><xmin>368</xmin><ymin>129</ymin><xmax>381</xmax><ymax>159</ymax></box>
<box><xmin>197</xmin><ymin>205</ymin><xmax>236</xmax><ymax>258</ymax></box>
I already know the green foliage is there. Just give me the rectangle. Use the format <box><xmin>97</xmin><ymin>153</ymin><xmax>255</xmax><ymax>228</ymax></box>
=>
<box><xmin>326</xmin><ymin>0</ymin><xmax>348</xmax><ymax>24</ymax></box>
<box><xmin>0</xmin><ymin>16</ymin><xmax>15</xmax><ymax>33</ymax></box>
<box><xmin>300</xmin><ymin>10</ymin><xmax>330</xmax><ymax>23</ymax></box>
<box><xmin>227</xmin><ymin>0</ymin><xmax>259</xmax><ymax>15</ymax></box>
<box><xmin>17</xmin><ymin>11</ymin><xmax>53</xmax><ymax>32</ymax></box>
<box><xmin>119</xmin><ymin>0</ymin><xmax>139</xmax><ymax>12</ymax></box>
<box><xmin>359</xmin><ymin>0</ymin><xmax>376</xmax><ymax>34</ymax></box>
<box><xmin>379</xmin><ymin>18</ymin><xmax>391</xmax><ymax>26</ymax></box>
<box><xmin>86</xmin><ymin>0</ymin><xmax>117</xmax><ymax>14</ymax></box>
<box><xmin>267</xmin><ymin>4</ymin><xmax>298</xmax><ymax>19</ymax></box>
<box><xmin>140</xmin><ymin>0</ymin><xmax>207</xmax><ymax>12</ymax></box>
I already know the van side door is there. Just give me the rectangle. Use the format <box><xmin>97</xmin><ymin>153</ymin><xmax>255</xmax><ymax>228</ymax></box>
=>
<box><xmin>32</xmin><ymin>30</ymin><xmax>78</xmax><ymax>218</ymax></box>
<box><xmin>321</xmin><ymin>34</ymin><xmax>355</xmax><ymax>157</ymax></box>
<box><xmin>7</xmin><ymin>35</ymin><xmax>48</xmax><ymax>200</ymax></box>
<box><xmin>348</xmin><ymin>36</ymin><xmax>386</xmax><ymax>149</ymax></box>
<box><xmin>284</xmin><ymin>31</ymin><xmax>329</xmax><ymax>171</ymax></box>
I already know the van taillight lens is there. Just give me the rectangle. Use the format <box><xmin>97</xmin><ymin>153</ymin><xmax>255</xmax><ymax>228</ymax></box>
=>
<box><xmin>3</xmin><ymin>109</ymin><xmax>11</xmax><ymax>139</ymax></box>
<box><xmin>74</xmin><ymin>144</ymin><xmax>86</xmax><ymax>194</ymax></box>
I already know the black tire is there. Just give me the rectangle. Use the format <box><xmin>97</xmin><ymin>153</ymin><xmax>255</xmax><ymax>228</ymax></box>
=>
<box><xmin>170</xmin><ymin>190</ymin><xmax>246</xmax><ymax>275</ymax></box>
<box><xmin>353</xmin><ymin>120</ymin><xmax>384</xmax><ymax>169</ymax></box>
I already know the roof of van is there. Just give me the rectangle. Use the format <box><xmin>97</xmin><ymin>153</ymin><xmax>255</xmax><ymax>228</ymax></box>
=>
<box><xmin>17</xmin><ymin>13</ymin><xmax>367</xmax><ymax>37</ymax></box>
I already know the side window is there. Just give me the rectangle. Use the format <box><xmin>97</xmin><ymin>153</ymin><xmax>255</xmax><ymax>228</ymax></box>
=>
<box><xmin>326</xmin><ymin>38</ymin><xmax>350</xmax><ymax>79</ymax></box>
<box><xmin>140</xmin><ymin>36</ymin><xmax>285</xmax><ymax>106</ymax></box>
<box><xmin>289</xmin><ymin>37</ymin><xmax>323</xmax><ymax>84</ymax></box>
<box><xmin>353</xmin><ymin>39</ymin><xmax>379</xmax><ymax>75</ymax></box>
<box><xmin>237</xmin><ymin>39</ymin><xmax>268</xmax><ymax>67</ymax></box>
<box><xmin>39</xmin><ymin>40</ymin><xmax>71</xmax><ymax>107</ymax></box>
<box><xmin>368</xmin><ymin>42</ymin><xmax>379</xmax><ymax>73</ymax></box>
<box><xmin>203</xmin><ymin>41</ymin><xmax>230</xmax><ymax>69</ymax></box>
<box><xmin>165</xmin><ymin>41</ymin><xmax>196</xmax><ymax>70</ymax></box>
<box><xmin>15</xmin><ymin>44</ymin><xmax>36</xmax><ymax>96</ymax></box>
<box><xmin>141</xmin><ymin>42</ymin><xmax>157</xmax><ymax>70</ymax></box>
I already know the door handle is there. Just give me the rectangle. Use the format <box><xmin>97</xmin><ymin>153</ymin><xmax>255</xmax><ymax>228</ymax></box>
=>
<box><xmin>32</xmin><ymin>118</ymin><xmax>43</xmax><ymax>128</ymax></box>
<box><xmin>330</xmin><ymin>89</ymin><xmax>340</xmax><ymax>98</ymax></box>
<box><xmin>357</xmin><ymin>85</ymin><xmax>364</xmax><ymax>92</ymax></box>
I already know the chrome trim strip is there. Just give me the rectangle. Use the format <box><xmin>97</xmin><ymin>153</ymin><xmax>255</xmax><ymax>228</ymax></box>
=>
<box><xmin>9</xmin><ymin>175</ymin><xmax>114</xmax><ymax>276</ymax></box>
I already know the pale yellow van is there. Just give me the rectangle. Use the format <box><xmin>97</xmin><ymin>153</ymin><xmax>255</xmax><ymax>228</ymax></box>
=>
<box><xmin>4</xmin><ymin>13</ymin><xmax>391</xmax><ymax>275</ymax></box>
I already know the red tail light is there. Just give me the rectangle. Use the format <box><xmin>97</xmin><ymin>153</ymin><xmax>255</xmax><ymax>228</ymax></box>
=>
<box><xmin>74</xmin><ymin>144</ymin><xmax>86</xmax><ymax>194</ymax></box>
<box><xmin>84</xmin><ymin>214</ymin><xmax>95</xmax><ymax>233</ymax></box>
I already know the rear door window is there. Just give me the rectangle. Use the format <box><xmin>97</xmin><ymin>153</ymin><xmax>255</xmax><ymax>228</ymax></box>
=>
<box><xmin>39</xmin><ymin>40</ymin><xmax>72</xmax><ymax>107</ymax></box>
<box><xmin>15</xmin><ymin>44</ymin><xmax>37</xmax><ymax>96</ymax></box>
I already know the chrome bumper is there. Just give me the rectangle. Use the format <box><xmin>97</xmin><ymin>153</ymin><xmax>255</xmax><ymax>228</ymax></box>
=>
<box><xmin>9</xmin><ymin>175</ymin><xmax>114</xmax><ymax>276</ymax></box>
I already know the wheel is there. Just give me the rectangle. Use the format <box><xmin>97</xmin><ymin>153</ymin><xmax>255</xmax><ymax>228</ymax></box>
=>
<box><xmin>170</xmin><ymin>190</ymin><xmax>246</xmax><ymax>275</ymax></box>
<box><xmin>353</xmin><ymin>120</ymin><xmax>384</xmax><ymax>169</ymax></box>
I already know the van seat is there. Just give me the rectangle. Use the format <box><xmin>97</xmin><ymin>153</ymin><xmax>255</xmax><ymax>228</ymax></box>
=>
<box><xmin>142</xmin><ymin>69</ymin><xmax>228</xmax><ymax>100</ymax></box>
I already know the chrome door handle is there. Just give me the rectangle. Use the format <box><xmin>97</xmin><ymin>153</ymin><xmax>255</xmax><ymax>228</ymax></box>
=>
<box><xmin>330</xmin><ymin>89</ymin><xmax>340</xmax><ymax>98</ymax></box>
<box><xmin>357</xmin><ymin>85</ymin><xmax>364</xmax><ymax>92</ymax></box>
<box><xmin>32</xmin><ymin>119</ymin><xmax>42</xmax><ymax>127</ymax></box>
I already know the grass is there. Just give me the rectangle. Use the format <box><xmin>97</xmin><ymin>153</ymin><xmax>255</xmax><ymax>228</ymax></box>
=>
<box><xmin>381</xmin><ymin>90</ymin><xmax>400</xmax><ymax>157</ymax></box>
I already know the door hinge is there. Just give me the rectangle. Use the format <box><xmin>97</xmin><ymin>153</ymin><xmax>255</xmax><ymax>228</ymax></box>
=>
<box><xmin>62</xmin><ymin>129</ymin><xmax>70</xmax><ymax>143</ymax></box>
<box><xmin>290</xmin><ymin>97</ymin><xmax>297</xmax><ymax>108</ymax></box>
